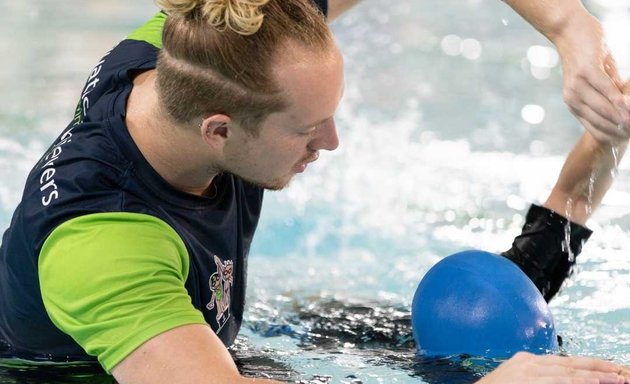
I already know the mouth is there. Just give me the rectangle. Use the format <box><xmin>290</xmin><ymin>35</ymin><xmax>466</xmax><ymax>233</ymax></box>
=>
<box><xmin>293</xmin><ymin>152</ymin><xmax>319</xmax><ymax>173</ymax></box>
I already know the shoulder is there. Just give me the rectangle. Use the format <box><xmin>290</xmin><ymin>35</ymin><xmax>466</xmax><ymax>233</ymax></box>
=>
<box><xmin>127</xmin><ymin>11</ymin><xmax>167</xmax><ymax>49</ymax></box>
<box><xmin>40</xmin><ymin>212</ymin><xmax>189</xmax><ymax>268</ymax></box>
<box><xmin>25</xmin><ymin>122</ymin><xmax>126</xmax><ymax>210</ymax></box>
<box><xmin>76</xmin><ymin>29</ymin><xmax>160</xmax><ymax>124</ymax></box>
<box><xmin>39</xmin><ymin>212</ymin><xmax>206</xmax><ymax>372</ymax></box>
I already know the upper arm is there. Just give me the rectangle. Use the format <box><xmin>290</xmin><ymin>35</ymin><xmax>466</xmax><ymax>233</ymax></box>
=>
<box><xmin>111</xmin><ymin>323</ymin><xmax>245</xmax><ymax>384</ymax></box>
<box><xmin>40</xmin><ymin>212</ymin><xmax>279</xmax><ymax>383</ymax></box>
<box><xmin>39</xmin><ymin>212</ymin><xmax>207</xmax><ymax>372</ymax></box>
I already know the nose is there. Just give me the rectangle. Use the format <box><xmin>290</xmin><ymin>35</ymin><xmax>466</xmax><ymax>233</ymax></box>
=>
<box><xmin>311</xmin><ymin>118</ymin><xmax>339</xmax><ymax>152</ymax></box>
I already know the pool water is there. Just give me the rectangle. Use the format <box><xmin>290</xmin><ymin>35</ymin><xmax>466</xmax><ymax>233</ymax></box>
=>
<box><xmin>1</xmin><ymin>0</ymin><xmax>628</xmax><ymax>383</ymax></box>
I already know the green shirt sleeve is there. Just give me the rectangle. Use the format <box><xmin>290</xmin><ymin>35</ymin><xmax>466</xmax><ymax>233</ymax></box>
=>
<box><xmin>39</xmin><ymin>213</ymin><xmax>206</xmax><ymax>373</ymax></box>
<box><xmin>126</xmin><ymin>11</ymin><xmax>166</xmax><ymax>49</ymax></box>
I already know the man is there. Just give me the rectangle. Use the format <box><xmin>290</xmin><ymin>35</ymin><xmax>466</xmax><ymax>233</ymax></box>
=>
<box><xmin>0</xmin><ymin>1</ymin><xmax>628</xmax><ymax>383</ymax></box>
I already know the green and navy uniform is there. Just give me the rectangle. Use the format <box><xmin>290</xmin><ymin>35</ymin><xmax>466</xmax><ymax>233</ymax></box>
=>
<box><xmin>0</xmin><ymin>0</ymin><xmax>328</xmax><ymax>372</ymax></box>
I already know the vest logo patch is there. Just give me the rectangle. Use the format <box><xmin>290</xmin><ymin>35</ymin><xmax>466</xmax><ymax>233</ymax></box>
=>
<box><xmin>206</xmin><ymin>255</ymin><xmax>233</xmax><ymax>332</ymax></box>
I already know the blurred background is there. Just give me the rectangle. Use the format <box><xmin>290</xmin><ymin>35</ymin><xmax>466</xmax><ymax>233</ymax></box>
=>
<box><xmin>0</xmin><ymin>1</ymin><xmax>629</xmax><ymax>383</ymax></box>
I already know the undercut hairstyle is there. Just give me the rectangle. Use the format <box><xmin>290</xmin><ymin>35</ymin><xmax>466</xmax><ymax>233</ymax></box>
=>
<box><xmin>155</xmin><ymin>0</ymin><xmax>333</xmax><ymax>133</ymax></box>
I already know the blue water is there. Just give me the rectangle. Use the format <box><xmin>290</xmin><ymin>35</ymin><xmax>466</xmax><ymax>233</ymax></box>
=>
<box><xmin>1</xmin><ymin>1</ymin><xmax>628</xmax><ymax>383</ymax></box>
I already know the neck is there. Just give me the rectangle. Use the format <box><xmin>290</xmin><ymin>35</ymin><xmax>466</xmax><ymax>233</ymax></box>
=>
<box><xmin>125</xmin><ymin>70</ymin><xmax>220</xmax><ymax>196</ymax></box>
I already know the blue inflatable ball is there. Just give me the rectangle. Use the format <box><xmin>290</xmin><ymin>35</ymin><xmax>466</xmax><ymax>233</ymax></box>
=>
<box><xmin>411</xmin><ymin>250</ymin><xmax>558</xmax><ymax>358</ymax></box>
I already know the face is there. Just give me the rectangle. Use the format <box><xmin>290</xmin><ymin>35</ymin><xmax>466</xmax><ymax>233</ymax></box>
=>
<box><xmin>220</xmin><ymin>42</ymin><xmax>344</xmax><ymax>190</ymax></box>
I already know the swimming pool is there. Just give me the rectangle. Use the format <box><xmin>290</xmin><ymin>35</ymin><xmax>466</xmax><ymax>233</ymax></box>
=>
<box><xmin>0</xmin><ymin>0</ymin><xmax>628</xmax><ymax>383</ymax></box>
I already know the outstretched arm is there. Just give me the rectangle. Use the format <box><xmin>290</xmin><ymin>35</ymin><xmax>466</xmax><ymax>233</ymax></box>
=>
<box><xmin>545</xmin><ymin>131</ymin><xmax>627</xmax><ymax>225</ymax></box>
<box><xmin>544</xmin><ymin>83</ymin><xmax>630</xmax><ymax>224</ymax></box>
<box><xmin>503</xmin><ymin>0</ymin><xmax>630</xmax><ymax>143</ymax></box>
<box><xmin>503</xmin><ymin>82</ymin><xmax>630</xmax><ymax>301</ymax></box>
<box><xmin>327</xmin><ymin>0</ymin><xmax>630</xmax><ymax>140</ymax></box>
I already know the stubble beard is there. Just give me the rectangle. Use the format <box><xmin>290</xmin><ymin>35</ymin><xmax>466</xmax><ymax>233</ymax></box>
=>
<box><xmin>245</xmin><ymin>174</ymin><xmax>293</xmax><ymax>191</ymax></box>
<box><xmin>219</xmin><ymin>167</ymin><xmax>293</xmax><ymax>191</ymax></box>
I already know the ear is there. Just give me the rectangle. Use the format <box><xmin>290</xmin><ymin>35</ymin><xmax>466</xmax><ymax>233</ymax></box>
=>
<box><xmin>200</xmin><ymin>114</ymin><xmax>232</xmax><ymax>148</ymax></box>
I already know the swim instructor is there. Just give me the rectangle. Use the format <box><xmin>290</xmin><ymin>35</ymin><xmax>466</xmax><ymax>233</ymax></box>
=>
<box><xmin>0</xmin><ymin>1</ymin><xmax>628</xmax><ymax>383</ymax></box>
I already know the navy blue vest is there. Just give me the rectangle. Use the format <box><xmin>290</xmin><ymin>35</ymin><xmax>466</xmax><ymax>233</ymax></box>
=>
<box><xmin>0</xmin><ymin>35</ymin><xmax>264</xmax><ymax>361</ymax></box>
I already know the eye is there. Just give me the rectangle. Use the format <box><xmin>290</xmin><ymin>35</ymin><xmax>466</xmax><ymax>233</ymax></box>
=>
<box><xmin>299</xmin><ymin>126</ymin><xmax>317</xmax><ymax>136</ymax></box>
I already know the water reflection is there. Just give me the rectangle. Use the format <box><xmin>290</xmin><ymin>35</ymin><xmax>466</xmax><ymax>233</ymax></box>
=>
<box><xmin>238</xmin><ymin>298</ymin><xmax>490</xmax><ymax>383</ymax></box>
<box><xmin>0</xmin><ymin>360</ymin><xmax>112</xmax><ymax>384</ymax></box>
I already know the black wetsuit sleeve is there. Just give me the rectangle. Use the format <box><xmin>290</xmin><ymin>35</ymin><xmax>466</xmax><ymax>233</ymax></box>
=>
<box><xmin>501</xmin><ymin>204</ymin><xmax>592</xmax><ymax>302</ymax></box>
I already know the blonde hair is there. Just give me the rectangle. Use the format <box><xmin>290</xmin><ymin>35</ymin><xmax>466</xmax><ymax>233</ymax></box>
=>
<box><xmin>154</xmin><ymin>0</ymin><xmax>332</xmax><ymax>132</ymax></box>
<box><xmin>156</xmin><ymin>0</ymin><xmax>270</xmax><ymax>36</ymax></box>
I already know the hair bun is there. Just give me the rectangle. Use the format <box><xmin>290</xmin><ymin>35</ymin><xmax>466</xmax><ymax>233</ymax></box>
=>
<box><xmin>203</xmin><ymin>0</ymin><xmax>270</xmax><ymax>36</ymax></box>
<box><xmin>156</xmin><ymin>0</ymin><xmax>270</xmax><ymax>35</ymax></box>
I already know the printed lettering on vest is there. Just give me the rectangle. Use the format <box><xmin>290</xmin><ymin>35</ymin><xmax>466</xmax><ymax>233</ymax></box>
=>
<box><xmin>39</xmin><ymin>129</ymin><xmax>73</xmax><ymax>206</ymax></box>
<box><xmin>71</xmin><ymin>48</ymin><xmax>113</xmax><ymax>127</ymax></box>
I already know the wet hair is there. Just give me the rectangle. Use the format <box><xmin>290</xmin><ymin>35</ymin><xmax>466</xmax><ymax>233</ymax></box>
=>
<box><xmin>155</xmin><ymin>0</ymin><xmax>332</xmax><ymax>133</ymax></box>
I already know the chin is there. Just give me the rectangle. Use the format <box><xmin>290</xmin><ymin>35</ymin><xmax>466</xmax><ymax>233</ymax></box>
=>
<box><xmin>263</xmin><ymin>183</ymin><xmax>289</xmax><ymax>191</ymax></box>
<box><xmin>241</xmin><ymin>174</ymin><xmax>293</xmax><ymax>191</ymax></box>
<box><xmin>263</xmin><ymin>177</ymin><xmax>293</xmax><ymax>191</ymax></box>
